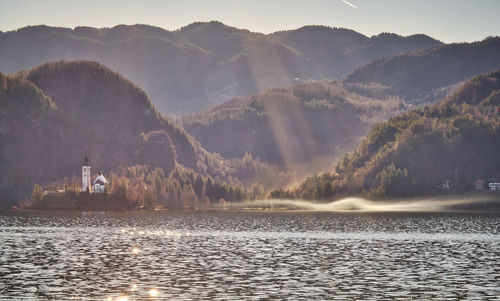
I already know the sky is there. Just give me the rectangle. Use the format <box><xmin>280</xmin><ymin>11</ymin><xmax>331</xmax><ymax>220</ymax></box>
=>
<box><xmin>0</xmin><ymin>0</ymin><xmax>499</xmax><ymax>43</ymax></box>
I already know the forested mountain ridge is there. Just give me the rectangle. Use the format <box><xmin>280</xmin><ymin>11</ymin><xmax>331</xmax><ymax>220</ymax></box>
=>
<box><xmin>0</xmin><ymin>60</ymin><xmax>285</xmax><ymax>206</ymax></box>
<box><xmin>344</xmin><ymin>36</ymin><xmax>500</xmax><ymax>105</ymax></box>
<box><xmin>271</xmin><ymin>27</ymin><xmax>442</xmax><ymax>78</ymax></box>
<box><xmin>182</xmin><ymin>80</ymin><xmax>407</xmax><ymax>172</ymax></box>
<box><xmin>278</xmin><ymin>69</ymin><xmax>500</xmax><ymax>200</ymax></box>
<box><xmin>0</xmin><ymin>22</ymin><xmax>443</xmax><ymax>116</ymax></box>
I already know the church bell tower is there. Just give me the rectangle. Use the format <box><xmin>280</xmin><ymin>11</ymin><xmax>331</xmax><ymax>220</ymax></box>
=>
<box><xmin>82</xmin><ymin>151</ymin><xmax>91</xmax><ymax>192</ymax></box>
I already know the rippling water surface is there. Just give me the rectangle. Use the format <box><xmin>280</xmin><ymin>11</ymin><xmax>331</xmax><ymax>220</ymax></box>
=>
<box><xmin>0</xmin><ymin>210</ymin><xmax>499</xmax><ymax>300</ymax></box>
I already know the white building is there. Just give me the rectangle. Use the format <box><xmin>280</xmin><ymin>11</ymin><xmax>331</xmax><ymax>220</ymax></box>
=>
<box><xmin>489</xmin><ymin>183</ymin><xmax>500</xmax><ymax>191</ymax></box>
<box><xmin>93</xmin><ymin>171</ymin><xmax>108</xmax><ymax>193</ymax></box>
<box><xmin>82</xmin><ymin>153</ymin><xmax>91</xmax><ymax>192</ymax></box>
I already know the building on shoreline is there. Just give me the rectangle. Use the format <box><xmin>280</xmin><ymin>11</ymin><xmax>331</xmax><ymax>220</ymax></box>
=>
<box><xmin>82</xmin><ymin>152</ymin><xmax>91</xmax><ymax>192</ymax></box>
<box><xmin>81</xmin><ymin>152</ymin><xmax>107</xmax><ymax>193</ymax></box>
<box><xmin>473</xmin><ymin>179</ymin><xmax>485</xmax><ymax>191</ymax></box>
<box><xmin>93</xmin><ymin>170</ymin><xmax>108</xmax><ymax>193</ymax></box>
<box><xmin>489</xmin><ymin>183</ymin><xmax>500</xmax><ymax>191</ymax></box>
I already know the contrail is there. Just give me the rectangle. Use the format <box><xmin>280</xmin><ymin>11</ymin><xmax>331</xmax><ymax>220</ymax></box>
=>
<box><xmin>341</xmin><ymin>0</ymin><xmax>358</xmax><ymax>8</ymax></box>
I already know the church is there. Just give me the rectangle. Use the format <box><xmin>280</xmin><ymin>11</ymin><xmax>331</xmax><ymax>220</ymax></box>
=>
<box><xmin>93</xmin><ymin>171</ymin><xmax>108</xmax><ymax>193</ymax></box>
<box><xmin>82</xmin><ymin>153</ymin><xmax>108</xmax><ymax>193</ymax></box>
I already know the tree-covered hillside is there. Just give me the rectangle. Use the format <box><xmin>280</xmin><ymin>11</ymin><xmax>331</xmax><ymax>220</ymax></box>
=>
<box><xmin>272</xmin><ymin>27</ymin><xmax>441</xmax><ymax>78</ymax></box>
<box><xmin>277</xmin><ymin>70</ymin><xmax>500</xmax><ymax>200</ymax></box>
<box><xmin>182</xmin><ymin>80</ymin><xmax>407</xmax><ymax>171</ymax></box>
<box><xmin>0</xmin><ymin>73</ymin><xmax>61</xmax><ymax>205</ymax></box>
<box><xmin>0</xmin><ymin>22</ymin><xmax>443</xmax><ymax>116</ymax></box>
<box><xmin>344</xmin><ymin>37</ymin><xmax>500</xmax><ymax>105</ymax></box>
<box><xmin>0</xmin><ymin>61</ymin><xmax>285</xmax><ymax>206</ymax></box>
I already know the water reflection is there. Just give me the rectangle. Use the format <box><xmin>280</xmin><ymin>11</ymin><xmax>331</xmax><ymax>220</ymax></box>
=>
<box><xmin>0</xmin><ymin>210</ymin><xmax>498</xmax><ymax>300</ymax></box>
<box><xmin>148</xmin><ymin>288</ymin><xmax>159</xmax><ymax>297</ymax></box>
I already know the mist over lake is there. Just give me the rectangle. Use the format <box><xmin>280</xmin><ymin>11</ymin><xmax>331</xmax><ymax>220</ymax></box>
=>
<box><xmin>0</xmin><ymin>209</ymin><xmax>498</xmax><ymax>300</ymax></box>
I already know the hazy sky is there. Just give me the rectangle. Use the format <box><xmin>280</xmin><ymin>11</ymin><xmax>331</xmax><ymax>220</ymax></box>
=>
<box><xmin>1</xmin><ymin>0</ymin><xmax>499</xmax><ymax>43</ymax></box>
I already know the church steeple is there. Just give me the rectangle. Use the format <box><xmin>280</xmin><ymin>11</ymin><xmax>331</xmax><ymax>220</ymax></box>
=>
<box><xmin>83</xmin><ymin>150</ymin><xmax>90</xmax><ymax>166</ymax></box>
<box><xmin>82</xmin><ymin>150</ymin><xmax>91</xmax><ymax>192</ymax></box>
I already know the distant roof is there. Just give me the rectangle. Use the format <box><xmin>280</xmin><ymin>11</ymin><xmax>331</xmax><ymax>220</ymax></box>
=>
<box><xmin>93</xmin><ymin>174</ymin><xmax>108</xmax><ymax>185</ymax></box>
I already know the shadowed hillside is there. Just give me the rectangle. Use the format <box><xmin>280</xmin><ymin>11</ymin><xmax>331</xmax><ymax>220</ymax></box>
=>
<box><xmin>344</xmin><ymin>37</ymin><xmax>500</xmax><ymax>105</ymax></box>
<box><xmin>278</xmin><ymin>70</ymin><xmax>500</xmax><ymax>200</ymax></box>
<box><xmin>0</xmin><ymin>73</ymin><xmax>62</xmax><ymax>204</ymax></box>
<box><xmin>271</xmin><ymin>27</ymin><xmax>441</xmax><ymax>78</ymax></box>
<box><xmin>0</xmin><ymin>61</ymin><xmax>286</xmax><ymax>206</ymax></box>
<box><xmin>1</xmin><ymin>22</ymin><xmax>443</xmax><ymax>116</ymax></box>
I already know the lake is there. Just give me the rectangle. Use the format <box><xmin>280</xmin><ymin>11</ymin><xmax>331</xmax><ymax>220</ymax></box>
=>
<box><xmin>0</xmin><ymin>209</ymin><xmax>498</xmax><ymax>300</ymax></box>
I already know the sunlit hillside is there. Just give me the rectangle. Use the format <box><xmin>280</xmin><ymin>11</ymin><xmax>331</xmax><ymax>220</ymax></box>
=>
<box><xmin>279</xmin><ymin>69</ymin><xmax>500</xmax><ymax>200</ymax></box>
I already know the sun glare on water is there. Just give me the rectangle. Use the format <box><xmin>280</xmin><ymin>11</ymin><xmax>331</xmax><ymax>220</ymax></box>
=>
<box><xmin>148</xmin><ymin>288</ymin><xmax>159</xmax><ymax>297</ymax></box>
<box><xmin>131</xmin><ymin>247</ymin><xmax>141</xmax><ymax>254</ymax></box>
<box><xmin>106</xmin><ymin>296</ymin><xmax>128</xmax><ymax>301</ymax></box>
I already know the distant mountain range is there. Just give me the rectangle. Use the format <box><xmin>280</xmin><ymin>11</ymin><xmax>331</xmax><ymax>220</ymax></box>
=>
<box><xmin>181</xmin><ymin>34</ymin><xmax>500</xmax><ymax>173</ymax></box>
<box><xmin>0</xmin><ymin>22</ymin><xmax>443</xmax><ymax>116</ymax></box>
<box><xmin>345</xmin><ymin>37</ymin><xmax>500</xmax><ymax>105</ymax></box>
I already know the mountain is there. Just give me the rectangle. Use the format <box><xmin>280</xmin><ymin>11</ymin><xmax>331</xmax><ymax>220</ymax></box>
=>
<box><xmin>0</xmin><ymin>60</ymin><xmax>284</xmax><ymax>206</ymax></box>
<box><xmin>182</xmin><ymin>80</ymin><xmax>406</xmax><ymax>172</ymax></box>
<box><xmin>0</xmin><ymin>60</ymin><xmax>179</xmax><ymax>205</ymax></box>
<box><xmin>278</xmin><ymin>70</ymin><xmax>500</xmax><ymax>200</ymax></box>
<box><xmin>269</xmin><ymin>25</ymin><xmax>367</xmax><ymax>78</ymax></box>
<box><xmin>1</xmin><ymin>22</ymin><xmax>443</xmax><ymax>116</ymax></box>
<box><xmin>344</xmin><ymin>37</ymin><xmax>500</xmax><ymax>105</ymax></box>
<box><xmin>0</xmin><ymin>73</ymin><xmax>62</xmax><ymax>204</ymax></box>
<box><xmin>0</xmin><ymin>24</ymin><xmax>215</xmax><ymax>115</ymax></box>
<box><xmin>345</xmin><ymin>32</ymin><xmax>442</xmax><ymax>64</ymax></box>
<box><xmin>178</xmin><ymin>21</ymin><xmax>314</xmax><ymax>103</ymax></box>
<box><xmin>271</xmin><ymin>27</ymin><xmax>442</xmax><ymax>78</ymax></box>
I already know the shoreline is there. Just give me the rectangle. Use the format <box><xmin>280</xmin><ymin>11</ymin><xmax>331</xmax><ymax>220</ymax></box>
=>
<box><xmin>5</xmin><ymin>193</ymin><xmax>500</xmax><ymax>214</ymax></box>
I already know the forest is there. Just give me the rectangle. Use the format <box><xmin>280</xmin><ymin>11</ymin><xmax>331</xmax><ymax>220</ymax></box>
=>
<box><xmin>0</xmin><ymin>61</ymin><xmax>287</xmax><ymax>207</ymax></box>
<box><xmin>273</xmin><ymin>70</ymin><xmax>500</xmax><ymax>200</ymax></box>
<box><xmin>1</xmin><ymin>22</ymin><xmax>500</xmax><ymax>208</ymax></box>
<box><xmin>28</xmin><ymin>165</ymin><xmax>265</xmax><ymax>210</ymax></box>
<box><xmin>182</xmin><ymin>80</ymin><xmax>406</xmax><ymax>171</ymax></box>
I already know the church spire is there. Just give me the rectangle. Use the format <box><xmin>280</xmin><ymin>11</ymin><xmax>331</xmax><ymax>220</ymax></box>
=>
<box><xmin>83</xmin><ymin>149</ymin><xmax>90</xmax><ymax>166</ymax></box>
<box><xmin>82</xmin><ymin>149</ymin><xmax>91</xmax><ymax>192</ymax></box>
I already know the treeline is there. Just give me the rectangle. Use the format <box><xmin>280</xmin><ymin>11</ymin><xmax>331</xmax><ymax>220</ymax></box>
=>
<box><xmin>28</xmin><ymin>165</ymin><xmax>267</xmax><ymax>210</ymax></box>
<box><xmin>271</xmin><ymin>70</ymin><xmax>500</xmax><ymax>200</ymax></box>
